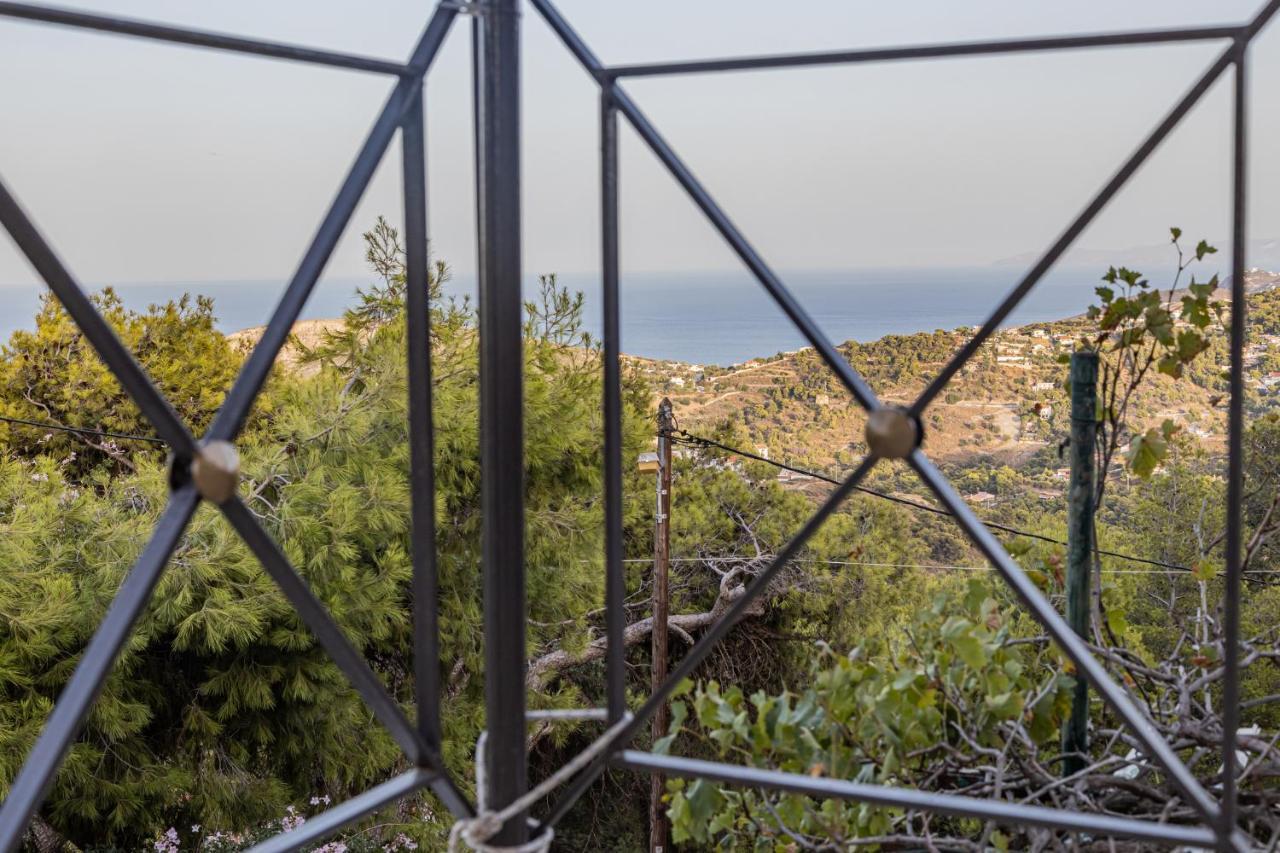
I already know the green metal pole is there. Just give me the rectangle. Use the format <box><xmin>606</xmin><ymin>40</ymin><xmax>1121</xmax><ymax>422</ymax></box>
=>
<box><xmin>1063</xmin><ymin>351</ymin><xmax>1098</xmax><ymax>775</ymax></box>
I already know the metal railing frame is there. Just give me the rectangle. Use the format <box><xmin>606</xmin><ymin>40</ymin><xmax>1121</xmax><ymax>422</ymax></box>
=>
<box><xmin>0</xmin><ymin>0</ymin><xmax>1273</xmax><ymax>849</ymax></box>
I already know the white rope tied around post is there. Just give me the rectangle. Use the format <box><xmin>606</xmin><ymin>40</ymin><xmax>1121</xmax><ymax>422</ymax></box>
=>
<box><xmin>448</xmin><ymin>712</ymin><xmax>634</xmax><ymax>852</ymax></box>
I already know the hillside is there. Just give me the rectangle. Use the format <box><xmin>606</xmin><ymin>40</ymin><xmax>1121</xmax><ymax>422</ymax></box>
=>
<box><xmin>640</xmin><ymin>270</ymin><xmax>1280</xmax><ymax>474</ymax></box>
<box><xmin>226</xmin><ymin>272</ymin><xmax>1280</xmax><ymax>477</ymax></box>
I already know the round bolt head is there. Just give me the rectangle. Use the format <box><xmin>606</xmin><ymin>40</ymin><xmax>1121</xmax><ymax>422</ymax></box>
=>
<box><xmin>864</xmin><ymin>407</ymin><xmax>920</xmax><ymax>459</ymax></box>
<box><xmin>192</xmin><ymin>440</ymin><xmax>240</xmax><ymax>504</ymax></box>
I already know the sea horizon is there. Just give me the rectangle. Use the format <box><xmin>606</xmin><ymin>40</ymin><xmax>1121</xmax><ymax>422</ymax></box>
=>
<box><xmin>0</xmin><ymin>265</ymin><xmax>1177</xmax><ymax>365</ymax></box>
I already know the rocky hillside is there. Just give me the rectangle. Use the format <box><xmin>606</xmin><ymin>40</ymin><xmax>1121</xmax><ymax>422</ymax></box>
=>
<box><xmin>225</xmin><ymin>272</ymin><xmax>1280</xmax><ymax>475</ymax></box>
<box><xmin>640</xmin><ymin>270</ymin><xmax>1280</xmax><ymax>472</ymax></box>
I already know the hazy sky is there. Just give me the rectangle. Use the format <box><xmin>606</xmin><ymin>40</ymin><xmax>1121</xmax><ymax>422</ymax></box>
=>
<box><xmin>1</xmin><ymin>0</ymin><xmax>1277</xmax><ymax>287</ymax></box>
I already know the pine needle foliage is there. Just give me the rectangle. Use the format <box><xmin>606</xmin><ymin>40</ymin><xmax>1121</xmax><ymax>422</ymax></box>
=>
<box><xmin>0</xmin><ymin>218</ymin><xmax>650</xmax><ymax>848</ymax></box>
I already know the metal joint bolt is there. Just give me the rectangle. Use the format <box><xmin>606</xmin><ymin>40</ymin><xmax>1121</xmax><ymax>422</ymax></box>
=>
<box><xmin>191</xmin><ymin>440</ymin><xmax>241</xmax><ymax>504</ymax></box>
<box><xmin>864</xmin><ymin>406</ymin><xmax>922</xmax><ymax>459</ymax></box>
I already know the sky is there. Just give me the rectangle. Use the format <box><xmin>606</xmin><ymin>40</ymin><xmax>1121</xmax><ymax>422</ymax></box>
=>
<box><xmin>0</xmin><ymin>0</ymin><xmax>1278</xmax><ymax>289</ymax></box>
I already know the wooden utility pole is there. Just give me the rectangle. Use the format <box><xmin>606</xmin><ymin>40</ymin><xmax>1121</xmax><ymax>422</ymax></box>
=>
<box><xmin>650</xmin><ymin>397</ymin><xmax>674</xmax><ymax>852</ymax></box>
<box><xmin>1063</xmin><ymin>351</ymin><xmax>1098</xmax><ymax>775</ymax></box>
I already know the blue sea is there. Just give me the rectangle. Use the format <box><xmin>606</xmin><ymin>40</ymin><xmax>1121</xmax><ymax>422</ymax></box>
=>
<box><xmin>0</xmin><ymin>266</ymin><xmax>1122</xmax><ymax>366</ymax></box>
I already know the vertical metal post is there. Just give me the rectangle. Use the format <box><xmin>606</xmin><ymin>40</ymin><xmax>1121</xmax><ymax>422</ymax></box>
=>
<box><xmin>1221</xmin><ymin>37</ymin><xmax>1247</xmax><ymax>848</ymax></box>
<box><xmin>1063</xmin><ymin>351</ymin><xmax>1097</xmax><ymax>775</ymax></box>
<box><xmin>474</xmin><ymin>0</ymin><xmax>527</xmax><ymax>844</ymax></box>
<box><xmin>651</xmin><ymin>397</ymin><xmax>674</xmax><ymax>852</ymax></box>
<box><xmin>403</xmin><ymin>88</ymin><xmax>441</xmax><ymax>749</ymax></box>
<box><xmin>602</xmin><ymin>83</ymin><xmax>627</xmax><ymax>723</ymax></box>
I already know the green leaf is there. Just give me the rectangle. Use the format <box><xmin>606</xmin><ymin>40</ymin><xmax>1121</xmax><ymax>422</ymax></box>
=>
<box><xmin>951</xmin><ymin>634</ymin><xmax>987</xmax><ymax>669</ymax></box>
<box><xmin>892</xmin><ymin>669</ymin><xmax>919</xmax><ymax>691</ymax></box>
<box><xmin>1126</xmin><ymin>428</ymin><xmax>1167</xmax><ymax>479</ymax></box>
<box><xmin>686</xmin><ymin>778</ymin><xmax>724</xmax><ymax>827</ymax></box>
<box><xmin>653</xmin><ymin>732</ymin><xmax>678</xmax><ymax>755</ymax></box>
<box><xmin>985</xmin><ymin>691</ymin><xmax>1024</xmax><ymax>719</ymax></box>
<box><xmin>1106</xmin><ymin>608</ymin><xmax>1129</xmax><ymax>637</ymax></box>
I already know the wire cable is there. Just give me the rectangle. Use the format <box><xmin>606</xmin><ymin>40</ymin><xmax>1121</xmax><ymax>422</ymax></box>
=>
<box><xmin>0</xmin><ymin>413</ymin><xmax>167</xmax><ymax>445</ymax></box>
<box><xmin>615</xmin><ymin>556</ymin><xmax>1273</xmax><ymax>576</ymax></box>
<box><xmin>668</xmin><ymin>428</ymin><xmax>1193</xmax><ymax>573</ymax></box>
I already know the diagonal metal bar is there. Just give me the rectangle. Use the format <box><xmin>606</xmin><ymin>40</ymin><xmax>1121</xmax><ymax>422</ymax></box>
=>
<box><xmin>1221</xmin><ymin>40</ymin><xmax>1248</xmax><ymax>846</ymax></box>
<box><xmin>909</xmin><ymin>45</ymin><xmax>1235</xmax><ymax>417</ymax></box>
<box><xmin>539</xmin><ymin>455</ymin><xmax>880</xmax><ymax>830</ymax></box>
<box><xmin>402</xmin><ymin>87</ymin><xmax>443</xmax><ymax>750</ymax></box>
<box><xmin>207</xmin><ymin>4</ymin><xmax>457</xmax><ymax>443</ymax></box>
<box><xmin>907</xmin><ymin>450</ymin><xmax>1221</xmax><ymax>826</ymax></box>
<box><xmin>619</xmin><ymin>751</ymin><xmax>1218</xmax><ymax>848</ymax></box>
<box><xmin>531</xmin><ymin>0</ymin><xmax>879</xmax><ymax>412</ymax></box>
<box><xmin>246</xmin><ymin>769</ymin><xmax>438</xmax><ymax>853</ymax></box>
<box><xmin>0</xmin><ymin>1</ymin><xmax>410</xmax><ymax>76</ymax></box>
<box><xmin>1245</xmin><ymin>0</ymin><xmax>1280</xmax><ymax>40</ymax></box>
<box><xmin>0</xmin><ymin>488</ymin><xmax>199</xmax><ymax>853</ymax></box>
<box><xmin>606</xmin><ymin>26</ymin><xmax>1241</xmax><ymax>79</ymax></box>
<box><xmin>0</xmin><ymin>177</ymin><xmax>198</xmax><ymax>456</ymax></box>
<box><xmin>220</xmin><ymin>497</ymin><xmax>455</xmax><ymax>782</ymax></box>
<box><xmin>600</xmin><ymin>84</ymin><xmax>627</xmax><ymax>723</ymax></box>
<box><xmin>612</xmin><ymin>85</ymin><xmax>880</xmax><ymax>412</ymax></box>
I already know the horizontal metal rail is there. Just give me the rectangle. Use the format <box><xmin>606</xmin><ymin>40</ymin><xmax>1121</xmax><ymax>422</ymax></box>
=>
<box><xmin>604</xmin><ymin>26</ymin><xmax>1241</xmax><ymax>78</ymax></box>
<box><xmin>618</xmin><ymin>752</ymin><xmax>1219</xmax><ymax>848</ymax></box>
<box><xmin>0</xmin><ymin>0</ymin><xmax>411</xmax><ymax>76</ymax></box>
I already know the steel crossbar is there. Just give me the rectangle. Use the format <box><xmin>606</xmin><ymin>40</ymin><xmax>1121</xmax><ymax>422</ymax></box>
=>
<box><xmin>0</xmin><ymin>0</ymin><xmax>1275</xmax><ymax>849</ymax></box>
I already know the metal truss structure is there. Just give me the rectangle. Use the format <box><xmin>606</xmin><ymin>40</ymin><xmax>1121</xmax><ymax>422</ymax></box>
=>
<box><xmin>0</xmin><ymin>0</ymin><xmax>1275</xmax><ymax>849</ymax></box>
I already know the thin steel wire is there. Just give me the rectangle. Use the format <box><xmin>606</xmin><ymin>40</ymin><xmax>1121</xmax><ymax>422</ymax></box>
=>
<box><xmin>670</xmin><ymin>429</ymin><xmax>1194</xmax><ymax>572</ymax></box>
<box><xmin>0</xmin><ymin>413</ymin><xmax>167</xmax><ymax>444</ymax></box>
